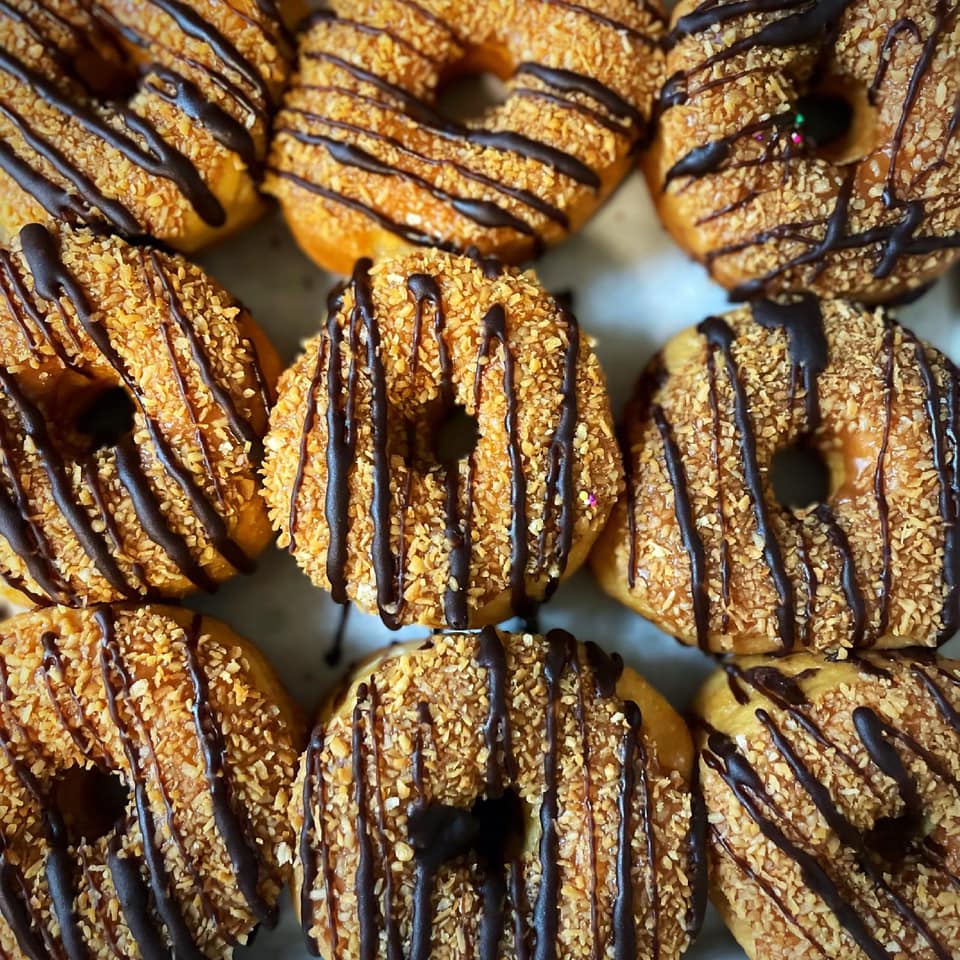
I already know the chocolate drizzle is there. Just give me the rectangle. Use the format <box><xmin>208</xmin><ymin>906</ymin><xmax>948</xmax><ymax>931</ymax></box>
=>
<box><xmin>699</xmin><ymin>316</ymin><xmax>795</xmax><ymax>648</ymax></box>
<box><xmin>660</xmin><ymin>0</ymin><xmax>960</xmax><ymax>297</ymax></box>
<box><xmin>752</xmin><ymin>297</ymin><xmax>827</xmax><ymax>428</ymax></box>
<box><xmin>408</xmin><ymin>274</ymin><xmax>469</xmax><ymax>627</ymax></box>
<box><xmin>633</xmin><ymin>307</ymin><xmax>958</xmax><ymax>648</ymax></box>
<box><xmin>299</xmin><ymin>727</ymin><xmax>337</xmax><ymax>958</ymax></box>
<box><xmin>612</xmin><ymin>701</ymin><xmax>641</xmax><ymax>960</ymax></box>
<box><xmin>0</xmin><ymin>607</ymin><xmax>271</xmax><ymax>957</ymax></box>
<box><xmin>0</xmin><ymin>0</ymin><xmax>284</xmax><ymax>236</ymax></box>
<box><xmin>181</xmin><ymin>614</ymin><xmax>273</xmax><ymax>926</ymax></box>
<box><xmin>652</xmin><ymin>403</ymin><xmax>709</xmax><ymax>648</ymax></box>
<box><xmin>0</xmin><ymin>223</ymin><xmax>260</xmax><ymax>602</ymax></box>
<box><xmin>702</xmin><ymin>656</ymin><xmax>960</xmax><ymax>955</ymax></box>
<box><xmin>298</xmin><ymin>630</ymin><xmax>679</xmax><ymax>957</ymax></box>
<box><xmin>289</xmin><ymin>261</ymin><xmax>582</xmax><ymax>628</ymax></box>
<box><xmin>904</xmin><ymin>330</ymin><xmax>960</xmax><ymax>641</ymax></box>
<box><xmin>271</xmin><ymin>2</ymin><xmax>655</xmax><ymax>255</ymax></box>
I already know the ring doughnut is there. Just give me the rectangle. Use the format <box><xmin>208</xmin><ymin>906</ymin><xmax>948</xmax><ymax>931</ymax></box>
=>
<box><xmin>0</xmin><ymin>223</ymin><xmax>281</xmax><ymax>608</ymax></box>
<box><xmin>265</xmin><ymin>0</ymin><xmax>667</xmax><ymax>273</ymax></box>
<box><xmin>694</xmin><ymin>649</ymin><xmax>960</xmax><ymax>960</ymax></box>
<box><xmin>0</xmin><ymin>603</ymin><xmax>302</xmax><ymax>957</ymax></box>
<box><xmin>0</xmin><ymin>0</ymin><xmax>297</xmax><ymax>251</ymax></box>
<box><xmin>293</xmin><ymin>626</ymin><xmax>704</xmax><ymax>959</ymax></box>
<box><xmin>591</xmin><ymin>297</ymin><xmax>960</xmax><ymax>653</ymax></box>
<box><xmin>647</xmin><ymin>0</ymin><xmax>960</xmax><ymax>302</ymax></box>
<box><xmin>262</xmin><ymin>249</ymin><xmax>623</xmax><ymax>629</ymax></box>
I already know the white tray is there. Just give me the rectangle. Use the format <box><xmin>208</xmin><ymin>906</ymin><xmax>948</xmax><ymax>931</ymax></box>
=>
<box><xmin>187</xmin><ymin>169</ymin><xmax>960</xmax><ymax>959</ymax></box>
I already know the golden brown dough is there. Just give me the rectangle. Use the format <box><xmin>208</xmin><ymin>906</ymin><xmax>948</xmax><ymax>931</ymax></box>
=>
<box><xmin>292</xmin><ymin>627</ymin><xmax>703</xmax><ymax>959</ymax></box>
<box><xmin>592</xmin><ymin>298</ymin><xmax>959</xmax><ymax>654</ymax></box>
<box><xmin>263</xmin><ymin>249</ymin><xmax>623</xmax><ymax>629</ymax></box>
<box><xmin>266</xmin><ymin>0</ymin><xmax>667</xmax><ymax>273</ymax></box>
<box><xmin>0</xmin><ymin>603</ymin><xmax>303</xmax><ymax>958</ymax></box>
<box><xmin>647</xmin><ymin>0</ymin><xmax>960</xmax><ymax>302</ymax></box>
<box><xmin>0</xmin><ymin>0</ymin><xmax>300</xmax><ymax>251</ymax></box>
<box><xmin>0</xmin><ymin>223</ymin><xmax>281</xmax><ymax>608</ymax></box>
<box><xmin>694</xmin><ymin>649</ymin><xmax>960</xmax><ymax>960</ymax></box>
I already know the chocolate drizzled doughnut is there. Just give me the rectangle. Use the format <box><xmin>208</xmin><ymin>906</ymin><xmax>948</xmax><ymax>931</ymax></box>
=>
<box><xmin>0</xmin><ymin>223</ymin><xmax>280</xmax><ymax>608</ymax></box>
<box><xmin>0</xmin><ymin>0</ymin><xmax>296</xmax><ymax>251</ymax></box>
<box><xmin>263</xmin><ymin>249</ymin><xmax>622</xmax><ymax>629</ymax></box>
<box><xmin>293</xmin><ymin>628</ymin><xmax>703</xmax><ymax>960</ymax></box>
<box><xmin>591</xmin><ymin>298</ymin><xmax>960</xmax><ymax>654</ymax></box>
<box><xmin>694</xmin><ymin>650</ymin><xmax>960</xmax><ymax>960</ymax></box>
<box><xmin>648</xmin><ymin>0</ymin><xmax>960</xmax><ymax>302</ymax></box>
<box><xmin>0</xmin><ymin>604</ymin><xmax>301</xmax><ymax>958</ymax></box>
<box><xmin>265</xmin><ymin>0</ymin><xmax>666</xmax><ymax>273</ymax></box>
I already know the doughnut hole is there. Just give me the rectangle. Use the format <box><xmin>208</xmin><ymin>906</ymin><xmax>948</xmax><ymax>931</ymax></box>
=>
<box><xmin>74</xmin><ymin>385</ymin><xmax>137</xmax><ymax>453</ymax></box>
<box><xmin>471</xmin><ymin>787</ymin><xmax>529</xmax><ymax>860</ymax></box>
<box><xmin>435</xmin><ymin>45</ymin><xmax>511</xmax><ymax>124</ymax></box>
<box><xmin>794</xmin><ymin>77</ymin><xmax>878</xmax><ymax>165</ymax></box>
<box><xmin>433</xmin><ymin>404</ymin><xmax>480</xmax><ymax>465</ymax></box>
<box><xmin>52</xmin><ymin>766</ymin><xmax>131</xmax><ymax>845</ymax></box>
<box><xmin>864</xmin><ymin>810</ymin><xmax>925</xmax><ymax>863</ymax></box>
<box><xmin>71</xmin><ymin>45</ymin><xmax>139</xmax><ymax>103</ymax></box>
<box><xmin>769</xmin><ymin>440</ymin><xmax>830</xmax><ymax>510</ymax></box>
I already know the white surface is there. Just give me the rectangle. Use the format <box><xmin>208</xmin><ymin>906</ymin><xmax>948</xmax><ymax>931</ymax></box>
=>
<box><xmin>190</xmin><ymin>171</ymin><xmax>960</xmax><ymax>959</ymax></box>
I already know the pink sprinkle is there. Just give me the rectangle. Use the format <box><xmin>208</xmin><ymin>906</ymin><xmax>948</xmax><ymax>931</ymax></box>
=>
<box><xmin>587</xmin><ymin>492</ymin><xmax>597</xmax><ymax>507</ymax></box>
<box><xmin>791</xmin><ymin>132</ymin><xmax>803</xmax><ymax>145</ymax></box>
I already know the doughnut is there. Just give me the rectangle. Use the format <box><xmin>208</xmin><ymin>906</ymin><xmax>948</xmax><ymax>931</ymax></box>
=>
<box><xmin>264</xmin><ymin>0</ymin><xmax>667</xmax><ymax>274</ymax></box>
<box><xmin>0</xmin><ymin>222</ymin><xmax>281</xmax><ymax>608</ymax></box>
<box><xmin>262</xmin><ymin>249</ymin><xmax>623</xmax><ymax>629</ymax></box>
<box><xmin>591</xmin><ymin>298</ymin><xmax>960</xmax><ymax>654</ymax></box>
<box><xmin>647</xmin><ymin>0</ymin><xmax>960</xmax><ymax>303</ymax></box>
<box><xmin>292</xmin><ymin>626</ymin><xmax>705</xmax><ymax>959</ymax></box>
<box><xmin>693</xmin><ymin>649</ymin><xmax>960</xmax><ymax>960</ymax></box>
<box><xmin>0</xmin><ymin>603</ymin><xmax>302</xmax><ymax>958</ymax></box>
<box><xmin>0</xmin><ymin>0</ymin><xmax>297</xmax><ymax>252</ymax></box>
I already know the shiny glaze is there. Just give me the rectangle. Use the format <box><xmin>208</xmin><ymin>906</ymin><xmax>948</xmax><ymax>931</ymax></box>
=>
<box><xmin>0</xmin><ymin>0</ymin><xmax>285</xmax><ymax>235</ymax></box>
<box><xmin>298</xmin><ymin>629</ymin><xmax>682</xmax><ymax>956</ymax></box>
<box><xmin>0</xmin><ymin>608</ymin><xmax>272</xmax><ymax>957</ymax></box>
<box><xmin>287</xmin><ymin>260</ymin><xmax>581</xmax><ymax>628</ymax></box>
<box><xmin>625</xmin><ymin>306</ymin><xmax>959</xmax><ymax>648</ymax></box>
<box><xmin>0</xmin><ymin>224</ymin><xmax>264</xmax><ymax>602</ymax></box>
<box><xmin>701</xmin><ymin>656</ymin><xmax>960</xmax><ymax>957</ymax></box>
<box><xmin>660</xmin><ymin>0</ymin><xmax>960</xmax><ymax>298</ymax></box>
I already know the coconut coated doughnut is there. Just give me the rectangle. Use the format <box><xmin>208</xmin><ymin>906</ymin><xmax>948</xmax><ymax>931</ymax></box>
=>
<box><xmin>591</xmin><ymin>298</ymin><xmax>960</xmax><ymax>654</ymax></box>
<box><xmin>0</xmin><ymin>603</ymin><xmax>302</xmax><ymax>958</ymax></box>
<box><xmin>293</xmin><ymin>627</ymin><xmax>704</xmax><ymax>959</ymax></box>
<box><xmin>265</xmin><ymin>0</ymin><xmax>667</xmax><ymax>274</ymax></box>
<box><xmin>263</xmin><ymin>249</ymin><xmax>622</xmax><ymax>629</ymax></box>
<box><xmin>647</xmin><ymin>0</ymin><xmax>960</xmax><ymax>302</ymax></box>
<box><xmin>694</xmin><ymin>649</ymin><xmax>960</xmax><ymax>960</ymax></box>
<box><xmin>0</xmin><ymin>0</ymin><xmax>297</xmax><ymax>252</ymax></box>
<box><xmin>0</xmin><ymin>223</ymin><xmax>281</xmax><ymax>608</ymax></box>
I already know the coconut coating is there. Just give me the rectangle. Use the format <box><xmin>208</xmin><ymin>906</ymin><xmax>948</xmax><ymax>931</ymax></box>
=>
<box><xmin>292</xmin><ymin>628</ymin><xmax>702</xmax><ymax>960</ymax></box>
<box><xmin>0</xmin><ymin>0</ymin><xmax>298</xmax><ymax>252</ymax></box>
<box><xmin>0</xmin><ymin>223</ymin><xmax>281</xmax><ymax>608</ymax></box>
<box><xmin>694</xmin><ymin>650</ymin><xmax>960</xmax><ymax>960</ymax></box>
<box><xmin>263</xmin><ymin>249</ymin><xmax>623</xmax><ymax>629</ymax></box>
<box><xmin>591</xmin><ymin>298</ymin><xmax>959</xmax><ymax>654</ymax></box>
<box><xmin>265</xmin><ymin>0</ymin><xmax>666</xmax><ymax>274</ymax></box>
<box><xmin>0</xmin><ymin>603</ymin><xmax>303</xmax><ymax>958</ymax></box>
<box><xmin>647</xmin><ymin>0</ymin><xmax>960</xmax><ymax>303</ymax></box>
